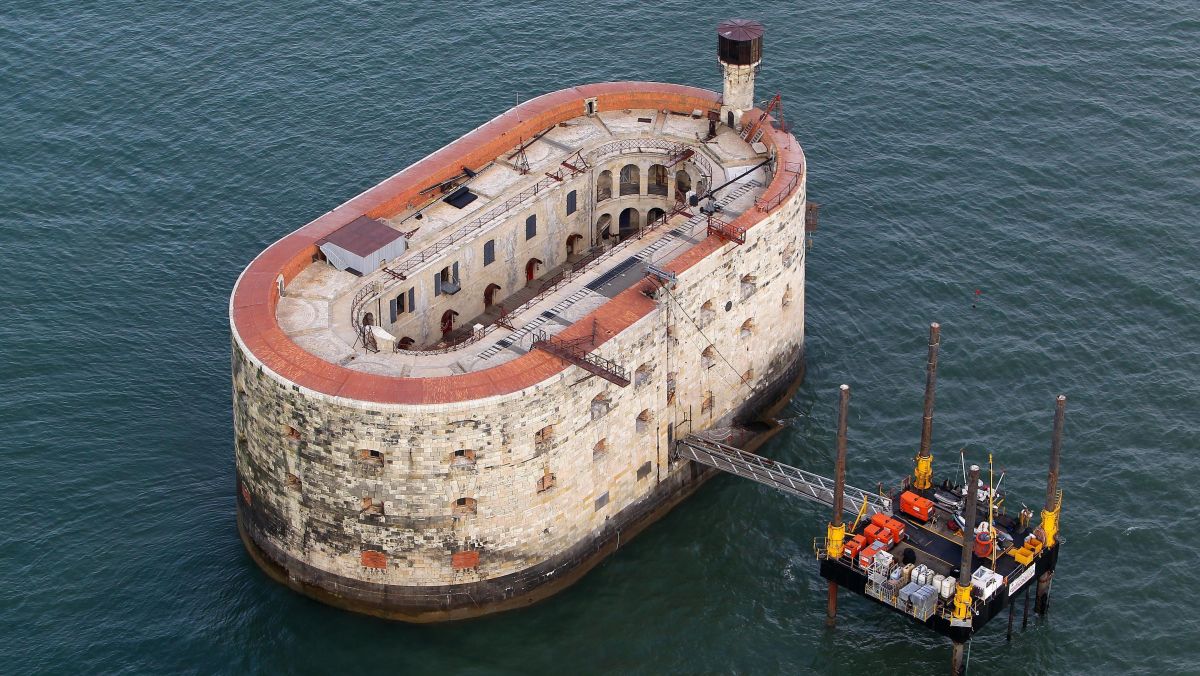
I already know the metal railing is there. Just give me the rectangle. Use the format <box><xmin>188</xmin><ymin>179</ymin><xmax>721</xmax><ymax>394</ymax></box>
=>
<box><xmin>755</xmin><ymin>160</ymin><xmax>806</xmax><ymax>213</ymax></box>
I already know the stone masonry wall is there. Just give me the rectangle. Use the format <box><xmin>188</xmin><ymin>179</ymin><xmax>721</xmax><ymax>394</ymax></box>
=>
<box><xmin>232</xmin><ymin>174</ymin><xmax>806</xmax><ymax>594</ymax></box>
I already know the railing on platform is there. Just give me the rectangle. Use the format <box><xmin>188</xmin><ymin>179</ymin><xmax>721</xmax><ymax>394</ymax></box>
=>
<box><xmin>530</xmin><ymin>328</ymin><xmax>630</xmax><ymax>387</ymax></box>
<box><xmin>755</xmin><ymin>160</ymin><xmax>806</xmax><ymax>213</ymax></box>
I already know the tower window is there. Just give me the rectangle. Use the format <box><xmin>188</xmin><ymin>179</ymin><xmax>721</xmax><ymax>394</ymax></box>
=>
<box><xmin>483</xmin><ymin>239</ymin><xmax>495</xmax><ymax>266</ymax></box>
<box><xmin>453</xmin><ymin>497</ymin><xmax>477</xmax><ymax>515</ymax></box>
<box><xmin>526</xmin><ymin>215</ymin><xmax>537</xmax><ymax>240</ymax></box>
<box><xmin>566</xmin><ymin>190</ymin><xmax>577</xmax><ymax>215</ymax></box>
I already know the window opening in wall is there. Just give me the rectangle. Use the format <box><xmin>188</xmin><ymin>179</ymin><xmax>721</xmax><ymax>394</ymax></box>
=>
<box><xmin>440</xmin><ymin>310</ymin><xmax>458</xmax><ymax>337</ymax></box>
<box><xmin>362</xmin><ymin>312</ymin><xmax>374</xmax><ymax>327</ymax></box>
<box><xmin>566</xmin><ymin>233</ymin><xmax>583</xmax><ymax>258</ymax></box>
<box><xmin>358</xmin><ymin>449</ymin><xmax>384</xmax><ymax>465</ymax></box>
<box><xmin>566</xmin><ymin>190</ymin><xmax>577</xmax><ymax>215</ymax></box>
<box><xmin>436</xmin><ymin>263</ymin><xmax>461</xmax><ymax>295</ymax></box>
<box><xmin>782</xmin><ymin>285</ymin><xmax>794</xmax><ymax>307</ymax></box>
<box><xmin>586</xmin><ymin>99</ymin><xmax>596</xmax><ymax>116</ymax></box>
<box><xmin>675</xmin><ymin>169</ymin><xmax>692</xmax><ymax>195</ymax></box>
<box><xmin>596</xmin><ymin>213</ymin><xmax>613</xmax><ymax>241</ymax></box>
<box><xmin>740</xmin><ymin>274</ymin><xmax>757</xmax><ymax>300</ymax></box>
<box><xmin>453</xmin><ymin>497</ymin><xmax>477</xmax><ymax>515</ymax></box>
<box><xmin>647</xmin><ymin>207</ymin><xmax>666</xmax><ymax>227</ymax></box>
<box><xmin>276</xmin><ymin>274</ymin><xmax>286</xmax><ymax>298</ymax></box>
<box><xmin>537</xmin><ymin>467</ymin><xmax>556</xmax><ymax>493</ymax></box>
<box><xmin>286</xmin><ymin>473</ymin><xmax>301</xmax><ymax>491</ymax></box>
<box><xmin>666</xmin><ymin>372</ymin><xmax>677</xmax><ymax>405</ymax></box>
<box><xmin>743</xmin><ymin>368</ymin><xmax>754</xmax><ymax>383</ymax></box>
<box><xmin>590</xmin><ymin>393</ymin><xmax>611</xmax><ymax>421</ymax></box>
<box><xmin>699</xmin><ymin>300</ymin><xmax>715</xmax><ymax>326</ymax></box>
<box><xmin>596</xmin><ymin>170</ymin><xmax>613</xmax><ymax>202</ymax></box>
<box><xmin>451</xmin><ymin>449</ymin><xmax>477</xmax><ymax>467</ymax></box>
<box><xmin>595</xmin><ymin>491</ymin><xmax>609</xmax><ymax>510</ymax></box>
<box><xmin>636</xmin><ymin>409</ymin><xmax>653</xmax><ymax>434</ymax></box>
<box><xmin>397</xmin><ymin>336</ymin><xmax>415</xmax><ymax>350</ymax></box>
<box><xmin>648</xmin><ymin>164</ymin><xmax>668</xmax><ymax>195</ymax></box>
<box><xmin>702</xmin><ymin>345</ymin><xmax>716</xmax><ymax>369</ymax></box>
<box><xmin>702</xmin><ymin>390</ymin><xmax>714</xmax><ymax>414</ymax></box>
<box><xmin>619</xmin><ymin>164</ymin><xmax>640</xmax><ymax>196</ymax></box>
<box><xmin>740</xmin><ymin>318</ymin><xmax>756</xmax><ymax>339</ymax></box>
<box><xmin>593</xmin><ymin>438</ymin><xmax>607</xmax><ymax>460</ymax></box>
<box><xmin>525</xmin><ymin>258</ymin><xmax>542</xmax><ymax>283</ymax></box>
<box><xmin>534</xmin><ymin>424</ymin><xmax>555</xmax><ymax>453</ymax></box>
<box><xmin>525</xmin><ymin>214</ymin><xmax>537</xmax><ymax>240</ymax></box>
<box><xmin>636</xmin><ymin>461</ymin><xmax>653</xmax><ymax>480</ymax></box>
<box><xmin>483</xmin><ymin>239</ymin><xmax>496</xmax><ymax>266</ymax></box>
<box><xmin>618</xmin><ymin>208</ymin><xmax>640</xmax><ymax>242</ymax></box>
<box><xmin>697</xmin><ymin>178</ymin><xmax>708</xmax><ymax>196</ymax></box>
<box><xmin>484</xmin><ymin>283</ymin><xmax>501</xmax><ymax>309</ymax></box>
<box><xmin>634</xmin><ymin>364</ymin><xmax>651</xmax><ymax>388</ymax></box>
<box><xmin>283</xmin><ymin>424</ymin><xmax>301</xmax><ymax>440</ymax></box>
<box><xmin>361</xmin><ymin>496</ymin><xmax>384</xmax><ymax>515</ymax></box>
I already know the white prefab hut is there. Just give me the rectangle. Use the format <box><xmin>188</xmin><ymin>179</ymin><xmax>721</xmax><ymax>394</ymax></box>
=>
<box><xmin>318</xmin><ymin>215</ymin><xmax>407</xmax><ymax>276</ymax></box>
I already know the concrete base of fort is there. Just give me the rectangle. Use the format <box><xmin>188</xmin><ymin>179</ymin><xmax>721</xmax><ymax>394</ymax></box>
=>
<box><xmin>238</xmin><ymin>349</ymin><xmax>806</xmax><ymax>623</ymax></box>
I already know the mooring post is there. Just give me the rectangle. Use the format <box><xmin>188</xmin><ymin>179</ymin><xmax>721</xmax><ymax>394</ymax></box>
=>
<box><xmin>951</xmin><ymin>464</ymin><xmax>982</xmax><ymax>676</ymax></box>
<box><xmin>1036</xmin><ymin>395</ymin><xmax>1066</xmax><ymax>616</ymax></box>
<box><xmin>1007</xmin><ymin>595</ymin><xmax>1015</xmax><ymax>642</ymax></box>
<box><xmin>826</xmin><ymin>384</ymin><xmax>850</xmax><ymax>627</ymax></box>
<box><xmin>914</xmin><ymin>322</ymin><xmax>940</xmax><ymax>490</ymax></box>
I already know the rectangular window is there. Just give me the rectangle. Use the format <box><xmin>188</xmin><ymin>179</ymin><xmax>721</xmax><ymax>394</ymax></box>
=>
<box><xmin>408</xmin><ymin>287</ymin><xmax>415</xmax><ymax>313</ymax></box>
<box><xmin>434</xmin><ymin>271</ymin><xmax>442</xmax><ymax>296</ymax></box>
<box><xmin>526</xmin><ymin>214</ymin><xmax>537</xmax><ymax>240</ymax></box>
<box><xmin>483</xmin><ymin>239</ymin><xmax>495</xmax><ymax>266</ymax></box>
<box><xmin>566</xmin><ymin>190</ymin><xmax>577</xmax><ymax>215</ymax></box>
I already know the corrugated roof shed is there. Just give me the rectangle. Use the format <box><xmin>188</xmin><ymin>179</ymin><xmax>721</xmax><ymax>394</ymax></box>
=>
<box><xmin>319</xmin><ymin>216</ymin><xmax>403</xmax><ymax>257</ymax></box>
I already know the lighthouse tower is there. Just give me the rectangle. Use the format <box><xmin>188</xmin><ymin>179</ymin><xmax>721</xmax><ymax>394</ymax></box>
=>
<box><xmin>718</xmin><ymin>19</ymin><xmax>763</xmax><ymax>129</ymax></box>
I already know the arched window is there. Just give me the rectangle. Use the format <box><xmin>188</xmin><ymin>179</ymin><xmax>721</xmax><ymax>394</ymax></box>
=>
<box><xmin>675</xmin><ymin>170</ymin><xmax>692</xmax><ymax>195</ymax></box>
<box><xmin>702</xmin><ymin>390</ymin><xmax>714</xmax><ymax>414</ymax></box>
<box><xmin>634</xmin><ymin>363</ymin><xmax>652</xmax><ymax>388</ymax></box>
<box><xmin>397</xmin><ymin>336</ymin><xmax>415</xmax><ymax>350</ymax></box>
<box><xmin>619</xmin><ymin>164</ymin><xmax>640</xmax><ymax>196</ymax></box>
<box><xmin>647</xmin><ymin>208</ymin><xmax>666</xmax><ymax>227</ymax></box>
<box><xmin>593</xmin><ymin>438</ymin><xmax>607</xmax><ymax>460</ymax></box>
<box><xmin>702</xmin><ymin>345</ymin><xmax>716</xmax><ymax>370</ymax></box>
<box><xmin>740</xmin><ymin>318</ymin><xmax>756</xmax><ymax>339</ymax></box>
<box><xmin>596</xmin><ymin>171</ymin><xmax>613</xmax><ymax>202</ymax></box>
<box><xmin>361</xmin><ymin>496</ymin><xmax>383</xmax><ymax>515</ymax></box>
<box><xmin>648</xmin><ymin>164</ymin><xmax>668</xmax><ymax>195</ymax></box>
<box><xmin>453</xmin><ymin>497</ymin><xmax>477</xmax><ymax>515</ymax></box>
<box><xmin>357</xmin><ymin>449</ymin><xmax>384</xmax><ymax>466</ymax></box>
<box><xmin>636</xmin><ymin>409</ymin><xmax>653</xmax><ymax>434</ymax></box>
<box><xmin>618</xmin><ymin>208</ymin><xmax>640</xmax><ymax>241</ymax></box>
<box><xmin>782</xmin><ymin>285</ymin><xmax>794</xmax><ymax>308</ymax></box>
<box><xmin>699</xmin><ymin>300</ymin><xmax>715</xmax><ymax>326</ymax></box>
<box><xmin>696</xmin><ymin>178</ymin><xmax>708</xmax><ymax>197</ymax></box>
<box><xmin>591</xmin><ymin>393</ymin><xmax>611</xmax><ymax>421</ymax></box>
<box><xmin>596</xmin><ymin>213</ymin><xmax>613</xmax><ymax>241</ymax></box>
<box><xmin>451</xmin><ymin>449</ymin><xmax>477</xmax><ymax>467</ymax></box>
<box><xmin>362</xmin><ymin>312</ymin><xmax>374</xmax><ymax>327</ymax></box>
<box><xmin>566</xmin><ymin>190</ymin><xmax>577</xmax><ymax>215</ymax></box>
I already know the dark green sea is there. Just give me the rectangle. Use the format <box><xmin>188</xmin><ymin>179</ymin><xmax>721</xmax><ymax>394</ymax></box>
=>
<box><xmin>3</xmin><ymin>1</ymin><xmax>1198</xmax><ymax>673</ymax></box>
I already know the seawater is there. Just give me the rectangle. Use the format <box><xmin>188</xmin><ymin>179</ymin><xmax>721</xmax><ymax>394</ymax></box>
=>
<box><xmin>1</xmin><ymin>1</ymin><xmax>1197</xmax><ymax>673</ymax></box>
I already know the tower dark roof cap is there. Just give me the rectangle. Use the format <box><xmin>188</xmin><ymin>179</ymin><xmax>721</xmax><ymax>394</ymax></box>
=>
<box><xmin>717</xmin><ymin>19</ymin><xmax>764</xmax><ymax>42</ymax></box>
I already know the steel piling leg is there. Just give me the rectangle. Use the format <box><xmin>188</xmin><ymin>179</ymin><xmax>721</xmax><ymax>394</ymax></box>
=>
<box><xmin>951</xmin><ymin>641</ymin><xmax>965</xmax><ymax>676</ymax></box>
<box><xmin>1022</xmin><ymin>586</ymin><xmax>1030</xmax><ymax>630</ymax></box>
<box><xmin>826</xmin><ymin>581</ymin><xmax>837</xmax><ymax>627</ymax></box>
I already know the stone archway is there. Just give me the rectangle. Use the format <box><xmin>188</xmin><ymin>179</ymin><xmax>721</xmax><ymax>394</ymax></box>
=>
<box><xmin>596</xmin><ymin>213</ymin><xmax>613</xmax><ymax>242</ymax></box>
<box><xmin>525</xmin><ymin>258</ymin><xmax>543</xmax><ymax>283</ymax></box>
<box><xmin>566</xmin><ymin>233</ymin><xmax>583</xmax><ymax>258</ymax></box>
<box><xmin>484</xmin><ymin>283</ymin><xmax>501</xmax><ymax>308</ymax></box>
<box><xmin>440</xmin><ymin>310</ymin><xmax>458</xmax><ymax>336</ymax></box>
<box><xmin>618</xmin><ymin>208</ymin><xmax>641</xmax><ymax>241</ymax></box>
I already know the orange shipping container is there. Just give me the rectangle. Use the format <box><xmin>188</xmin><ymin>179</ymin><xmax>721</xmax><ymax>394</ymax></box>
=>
<box><xmin>900</xmin><ymin>491</ymin><xmax>934</xmax><ymax>522</ymax></box>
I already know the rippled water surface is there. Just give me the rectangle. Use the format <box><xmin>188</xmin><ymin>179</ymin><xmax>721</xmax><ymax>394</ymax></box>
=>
<box><xmin>2</xmin><ymin>1</ymin><xmax>1198</xmax><ymax>673</ymax></box>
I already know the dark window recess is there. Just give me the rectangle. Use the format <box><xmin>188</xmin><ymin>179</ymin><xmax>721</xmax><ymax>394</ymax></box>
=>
<box><xmin>526</xmin><ymin>215</ymin><xmax>537</xmax><ymax>240</ymax></box>
<box><xmin>407</xmin><ymin>288</ymin><xmax>415</xmax><ymax>313</ymax></box>
<box><xmin>483</xmin><ymin>239</ymin><xmax>495</xmax><ymax>266</ymax></box>
<box><xmin>444</xmin><ymin>186</ymin><xmax>478</xmax><ymax>209</ymax></box>
<box><xmin>637</xmin><ymin>117</ymin><xmax>653</xmax><ymax>123</ymax></box>
<box><xmin>566</xmin><ymin>190</ymin><xmax>577</xmax><ymax>215</ymax></box>
<box><xmin>595</xmin><ymin>492</ymin><xmax>610</xmax><ymax>511</ymax></box>
<box><xmin>636</xmin><ymin>461</ymin><xmax>653</xmax><ymax>480</ymax></box>
<box><xmin>438</xmin><ymin>263</ymin><xmax>460</xmax><ymax>295</ymax></box>
<box><xmin>389</xmin><ymin>297</ymin><xmax>398</xmax><ymax>322</ymax></box>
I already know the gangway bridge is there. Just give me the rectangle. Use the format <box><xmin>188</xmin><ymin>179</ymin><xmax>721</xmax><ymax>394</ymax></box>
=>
<box><xmin>673</xmin><ymin>436</ymin><xmax>891</xmax><ymax>518</ymax></box>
